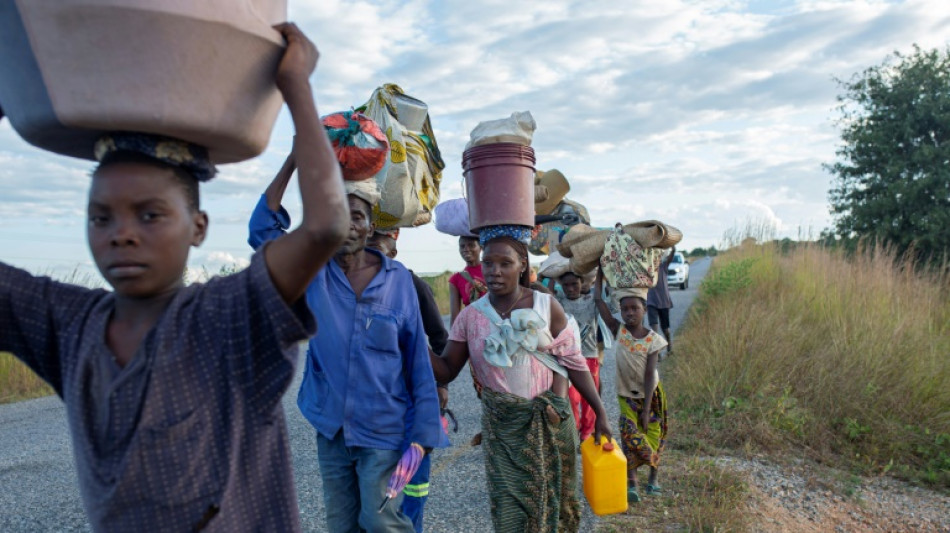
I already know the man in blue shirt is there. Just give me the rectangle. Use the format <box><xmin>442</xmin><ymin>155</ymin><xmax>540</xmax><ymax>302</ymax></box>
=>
<box><xmin>366</xmin><ymin>229</ymin><xmax>450</xmax><ymax>533</ymax></box>
<box><xmin>249</xmin><ymin>153</ymin><xmax>442</xmax><ymax>532</ymax></box>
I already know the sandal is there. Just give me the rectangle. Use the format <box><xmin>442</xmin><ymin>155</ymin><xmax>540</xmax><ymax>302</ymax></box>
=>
<box><xmin>645</xmin><ymin>484</ymin><xmax>663</xmax><ymax>495</ymax></box>
<box><xmin>627</xmin><ymin>487</ymin><xmax>641</xmax><ymax>503</ymax></box>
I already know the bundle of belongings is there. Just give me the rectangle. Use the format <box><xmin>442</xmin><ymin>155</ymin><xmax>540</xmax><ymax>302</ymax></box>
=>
<box><xmin>436</xmin><ymin>111</ymin><xmax>537</xmax><ymax>237</ymax></box>
<box><xmin>358</xmin><ymin>84</ymin><xmax>444</xmax><ymax>228</ymax></box>
<box><xmin>322</xmin><ymin>110</ymin><xmax>389</xmax><ymax>181</ymax></box>
<box><xmin>434</xmin><ymin>198</ymin><xmax>477</xmax><ymax>237</ymax></box>
<box><xmin>557</xmin><ymin>221</ymin><xmax>683</xmax><ymax>301</ymax></box>
<box><xmin>529</xmin><ymin>169</ymin><xmax>591</xmax><ymax>256</ymax></box>
<box><xmin>537</xmin><ymin>250</ymin><xmax>572</xmax><ymax>279</ymax></box>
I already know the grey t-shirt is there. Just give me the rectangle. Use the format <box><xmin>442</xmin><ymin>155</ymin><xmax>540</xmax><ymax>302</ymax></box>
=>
<box><xmin>0</xmin><ymin>250</ymin><xmax>315</xmax><ymax>532</ymax></box>
<box><xmin>556</xmin><ymin>293</ymin><xmax>599</xmax><ymax>359</ymax></box>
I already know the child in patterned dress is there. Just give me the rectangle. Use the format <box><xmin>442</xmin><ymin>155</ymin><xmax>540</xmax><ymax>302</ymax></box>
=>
<box><xmin>593</xmin><ymin>268</ymin><xmax>668</xmax><ymax>503</ymax></box>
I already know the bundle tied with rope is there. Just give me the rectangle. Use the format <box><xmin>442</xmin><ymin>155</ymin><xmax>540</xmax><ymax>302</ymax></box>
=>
<box><xmin>322</xmin><ymin>110</ymin><xmax>389</xmax><ymax>181</ymax></box>
<box><xmin>555</xmin><ymin>220</ymin><xmax>683</xmax><ymax>303</ymax></box>
<box><xmin>359</xmin><ymin>84</ymin><xmax>444</xmax><ymax>229</ymax></box>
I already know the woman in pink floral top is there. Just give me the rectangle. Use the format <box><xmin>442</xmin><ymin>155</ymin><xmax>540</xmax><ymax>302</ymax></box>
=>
<box><xmin>430</xmin><ymin>228</ymin><xmax>612</xmax><ymax>533</ymax></box>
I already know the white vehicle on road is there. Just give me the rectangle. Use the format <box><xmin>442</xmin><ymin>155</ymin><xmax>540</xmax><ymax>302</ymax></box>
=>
<box><xmin>667</xmin><ymin>252</ymin><xmax>690</xmax><ymax>290</ymax></box>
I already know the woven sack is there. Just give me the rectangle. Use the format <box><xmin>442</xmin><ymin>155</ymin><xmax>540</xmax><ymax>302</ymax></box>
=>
<box><xmin>557</xmin><ymin>224</ymin><xmax>608</xmax><ymax>266</ymax></box>
<box><xmin>557</xmin><ymin>224</ymin><xmax>594</xmax><ymax>258</ymax></box>
<box><xmin>568</xmin><ymin>230</ymin><xmax>609</xmax><ymax>267</ymax></box>
<box><xmin>623</xmin><ymin>220</ymin><xmax>683</xmax><ymax>249</ymax></box>
<box><xmin>570</xmin><ymin>255</ymin><xmax>600</xmax><ymax>276</ymax></box>
<box><xmin>600</xmin><ymin>228</ymin><xmax>664</xmax><ymax>289</ymax></box>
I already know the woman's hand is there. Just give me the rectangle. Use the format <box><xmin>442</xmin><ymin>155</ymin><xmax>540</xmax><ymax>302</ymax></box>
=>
<box><xmin>640</xmin><ymin>410</ymin><xmax>650</xmax><ymax>433</ymax></box>
<box><xmin>261</xmin><ymin>22</ymin><xmax>347</xmax><ymax>305</ymax></box>
<box><xmin>437</xmin><ymin>386</ymin><xmax>449</xmax><ymax>410</ymax></box>
<box><xmin>594</xmin><ymin>410</ymin><xmax>613</xmax><ymax>445</ymax></box>
<box><xmin>274</xmin><ymin>22</ymin><xmax>318</xmax><ymax>92</ymax></box>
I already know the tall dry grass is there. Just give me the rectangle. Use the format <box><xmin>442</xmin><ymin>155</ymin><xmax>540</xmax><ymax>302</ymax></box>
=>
<box><xmin>0</xmin><ymin>267</ymin><xmax>97</xmax><ymax>404</ymax></box>
<box><xmin>671</xmin><ymin>240</ymin><xmax>950</xmax><ymax>487</ymax></box>
<box><xmin>0</xmin><ymin>352</ymin><xmax>53</xmax><ymax>404</ymax></box>
<box><xmin>419</xmin><ymin>271</ymin><xmax>452</xmax><ymax>315</ymax></box>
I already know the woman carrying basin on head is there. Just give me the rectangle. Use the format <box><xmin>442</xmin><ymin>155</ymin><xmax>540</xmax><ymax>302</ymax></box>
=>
<box><xmin>429</xmin><ymin>224</ymin><xmax>612</xmax><ymax>533</ymax></box>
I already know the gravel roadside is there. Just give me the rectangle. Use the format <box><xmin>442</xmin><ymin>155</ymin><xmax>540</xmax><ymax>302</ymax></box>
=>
<box><xmin>716</xmin><ymin>455</ymin><xmax>950</xmax><ymax>532</ymax></box>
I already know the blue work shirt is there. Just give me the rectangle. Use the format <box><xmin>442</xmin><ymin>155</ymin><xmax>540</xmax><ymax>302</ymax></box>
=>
<box><xmin>248</xmin><ymin>195</ymin><xmax>442</xmax><ymax>450</ymax></box>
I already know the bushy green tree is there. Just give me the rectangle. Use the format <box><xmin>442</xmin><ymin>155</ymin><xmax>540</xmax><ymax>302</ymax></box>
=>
<box><xmin>826</xmin><ymin>46</ymin><xmax>950</xmax><ymax>261</ymax></box>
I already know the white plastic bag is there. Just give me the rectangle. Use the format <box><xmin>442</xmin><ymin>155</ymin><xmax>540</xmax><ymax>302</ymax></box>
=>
<box><xmin>465</xmin><ymin>111</ymin><xmax>536</xmax><ymax>149</ymax></box>
<box><xmin>538</xmin><ymin>251</ymin><xmax>571</xmax><ymax>279</ymax></box>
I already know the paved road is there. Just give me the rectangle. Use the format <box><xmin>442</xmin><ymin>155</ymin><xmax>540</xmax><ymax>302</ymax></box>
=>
<box><xmin>0</xmin><ymin>258</ymin><xmax>712</xmax><ymax>532</ymax></box>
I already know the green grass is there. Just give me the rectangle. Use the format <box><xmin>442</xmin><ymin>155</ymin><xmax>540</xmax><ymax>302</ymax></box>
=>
<box><xmin>418</xmin><ymin>271</ymin><xmax>452</xmax><ymax>315</ymax></box>
<box><xmin>597</xmin><ymin>450</ymin><xmax>749</xmax><ymax>532</ymax></box>
<box><xmin>0</xmin><ymin>352</ymin><xmax>53</xmax><ymax>404</ymax></box>
<box><xmin>670</xmin><ymin>239</ymin><xmax>950</xmax><ymax>488</ymax></box>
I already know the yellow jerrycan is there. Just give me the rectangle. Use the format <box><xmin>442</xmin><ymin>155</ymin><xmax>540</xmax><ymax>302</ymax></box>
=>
<box><xmin>581</xmin><ymin>435</ymin><xmax>628</xmax><ymax>515</ymax></box>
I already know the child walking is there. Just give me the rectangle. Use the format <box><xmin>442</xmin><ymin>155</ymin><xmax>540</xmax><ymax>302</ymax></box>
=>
<box><xmin>556</xmin><ymin>271</ymin><xmax>601</xmax><ymax>442</ymax></box>
<box><xmin>0</xmin><ymin>24</ymin><xmax>347</xmax><ymax>531</ymax></box>
<box><xmin>593</xmin><ymin>268</ymin><xmax>668</xmax><ymax>503</ymax></box>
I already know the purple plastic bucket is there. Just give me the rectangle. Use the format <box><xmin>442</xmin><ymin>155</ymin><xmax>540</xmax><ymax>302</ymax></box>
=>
<box><xmin>463</xmin><ymin>143</ymin><xmax>536</xmax><ymax>231</ymax></box>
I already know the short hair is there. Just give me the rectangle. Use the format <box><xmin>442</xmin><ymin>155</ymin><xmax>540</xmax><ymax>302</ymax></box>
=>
<box><xmin>460</xmin><ymin>235</ymin><xmax>480</xmax><ymax>245</ymax></box>
<box><xmin>94</xmin><ymin>151</ymin><xmax>200</xmax><ymax>211</ymax></box>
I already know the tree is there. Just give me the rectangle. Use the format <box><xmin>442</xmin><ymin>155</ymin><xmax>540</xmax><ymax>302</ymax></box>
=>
<box><xmin>826</xmin><ymin>46</ymin><xmax>950</xmax><ymax>261</ymax></box>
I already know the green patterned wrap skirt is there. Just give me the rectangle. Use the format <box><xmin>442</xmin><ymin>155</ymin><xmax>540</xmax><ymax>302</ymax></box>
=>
<box><xmin>481</xmin><ymin>388</ymin><xmax>580</xmax><ymax>533</ymax></box>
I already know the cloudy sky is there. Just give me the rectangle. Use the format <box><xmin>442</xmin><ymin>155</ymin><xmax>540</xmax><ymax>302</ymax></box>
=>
<box><xmin>2</xmin><ymin>0</ymin><xmax>949</xmax><ymax>282</ymax></box>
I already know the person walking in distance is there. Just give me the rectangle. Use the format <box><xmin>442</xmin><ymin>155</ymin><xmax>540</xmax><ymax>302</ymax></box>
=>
<box><xmin>646</xmin><ymin>247</ymin><xmax>675</xmax><ymax>356</ymax></box>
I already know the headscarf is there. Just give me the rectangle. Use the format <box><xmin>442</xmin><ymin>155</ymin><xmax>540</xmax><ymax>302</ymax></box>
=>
<box><xmin>344</xmin><ymin>178</ymin><xmax>381</xmax><ymax>208</ymax></box>
<box><xmin>480</xmin><ymin>224</ymin><xmax>533</xmax><ymax>288</ymax></box>
<box><xmin>478</xmin><ymin>224</ymin><xmax>532</xmax><ymax>247</ymax></box>
<box><xmin>94</xmin><ymin>132</ymin><xmax>217</xmax><ymax>182</ymax></box>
